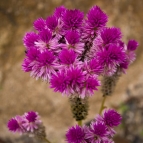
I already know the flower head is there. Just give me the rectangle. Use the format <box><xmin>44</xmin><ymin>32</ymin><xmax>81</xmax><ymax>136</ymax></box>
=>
<box><xmin>59</xmin><ymin>49</ymin><xmax>76</xmax><ymax>65</ymax></box>
<box><xmin>65</xmin><ymin>30</ymin><xmax>80</xmax><ymax>45</ymax></box>
<box><xmin>88</xmin><ymin>58</ymin><xmax>103</xmax><ymax>75</ymax></box>
<box><xmin>26</xmin><ymin>47</ymin><xmax>40</xmax><ymax>61</ymax></box>
<box><xmin>37</xmin><ymin>50</ymin><xmax>55</xmax><ymax>66</ymax></box>
<box><xmin>103</xmin><ymin>109</ymin><xmax>122</xmax><ymax>127</ymax></box>
<box><xmin>39</xmin><ymin>29</ymin><xmax>52</xmax><ymax>44</ymax></box>
<box><xmin>26</xmin><ymin>111</ymin><xmax>38</xmax><ymax>122</ymax></box>
<box><xmin>23</xmin><ymin>32</ymin><xmax>39</xmax><ymax>49</ymax></box>
<box><xmin>54</xmin><ymin>6</ymin><xmax>66</xmax><ymax>18</ymax></box>
<box><xmin>23</xmin><ymin>111</ymin><xmax>41</xmax><ymax>132</ymax></box>
<box><xmin>7</xmin><ymin>118</ymin><xmax>20</xmax><ymax>132</ymax></box>
<box><xmin>96</xmin><ymin>44</ymin><xmax>126</xmax><ymax>75</ymax></box>
<box><xmin>127</xmin><ymin>39</ymin><xmax>138</xmax><ymax>51</ymax></box>
<box><xmin>66</xmin><ymin>67</ymin><xmax>85</xmax><ymax>90</ymax></box>
<box><xmin>100</xmin><ymin>27</ymin><xmax>122</xmax><ymax>45</ymax></box>
<box><xmin>66</xmin><ymin>125</ymin><xmax>86</xmax><ymax>143</ymax></box>
<box><xmin>46</xmin><ymin>15</ymin><xmax>58</xmax><ymax>31</ymax></box>
<box><xmin>80</xmin><ymin>77</ymin><xmax>100</xmax><ymax>98</ymax></box>
<box><xmin>22</xmin><ymin>58</ymin><xmax>33</xmax><ymax>72</ymax></box>
<box><xmin>30</xmin><ymin>50</ymin><xmax>56</xmax><ymax>81</ymax></box>
<box><xmin>85</xmin><ymin>122</ymin><xmax>108</xmax><ymax>142</ymax></box>
<box><xmin>62</xmin><ymin>9</ymin><xmax>84</xmax><ymax>30</ymax></box>
<box><xmin>33</xmin><ymin>18</ymin><xmax>46</xmax><ymax>31</ymax></box>
<box><xmin>50</xmin><ymin>70</ymin><xmax>69</xmax><ymax>94</ymax></box>
<box><xmin>87</xmin><ymin>5</ymin><xmax>108</xmax><ymax>28</ymax></box>
<box><xmin>7</xmin><ymin>116</ymin><xmax>25</xmax><ymax>134</ymax></box>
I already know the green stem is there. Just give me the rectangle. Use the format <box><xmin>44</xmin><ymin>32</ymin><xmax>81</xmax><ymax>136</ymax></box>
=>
<box><xmin>99</xmin><ymin>96</ymin><xmax>106</xmax><ymax>114</ymax></box>
<box><xmin>77</xmin><ymin>120</ymin><xmax>82</xmax><ymax>126</ymax></box>
<box><xmin>43</xmin><ymin>137</ymin><xmax>51</xmax><ymax>143</ymax></box>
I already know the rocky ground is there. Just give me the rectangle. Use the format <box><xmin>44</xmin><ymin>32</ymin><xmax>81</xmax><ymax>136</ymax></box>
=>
<box><xmin>0</xmin><ymin>0</ymin><xmax>143</xmax><ymax>143</ymax></box>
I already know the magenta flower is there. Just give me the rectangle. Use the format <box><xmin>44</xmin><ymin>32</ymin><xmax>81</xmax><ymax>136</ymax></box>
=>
<box><xmin>95</xmin><ymin>109</ymin><xmax>122</xmax><ymax>137</ymax></box>
<box><xmin>7</xmin><ymin>115</ymin><xmax>25</xmax><ymax>134</ymax></box>
<box><xmin>81</xmin><ymin>6</ymin><xmax>107</xmax><ymax>40</ymax></box>
<box><xmin>23</xmin><ymin>111</ymin><xmax>41</xmax><ymax>132</ymax></box>
<box><xmin>85</xmin><ymin>122</ymin><xmax>109</xmax><ymax>143</ymax></box>
<box><xmin>8</xmin><ymin>118</ymin><xmax>21</xmax><ymax>133</ymax></box>
<box><xmin>93</xmin><ymin>27</ymin><xmax>122</xmax><ymax>49</ymax></box>
<box><xmin>54</xmin><ymin>6</ymin><xmax>66</xmax><ymax>19</ymax></box>
<box><xmin>103</xmin><ymin>109</ymin><xmax>122</xmax><ymax>127</ymax></box>
<box><xmin>87</xmin><ymin>6</ymin><xmax>108</xmax><ymax>29</ymax></box>
<box><xmin>59</xmin><ymin>49</ymin><xmax>83</xmax><ymax>69</ymax></box>
<box><xmin>59</xmin><ymin>49</ymin><xmax>77</xmax><ymax>65</ymax></box>
<box><xmin>62</xmin><ymin>9</ymin><xmax>84</xmax><ymax>30</ymax></box>
<box><xmin>35</xmin><ymin>29</ymin><xmax>58</xmax><ymax>52</ymax></box>
<box><xmin>50</xmin><ymin>70</ymin><xmax>69</xmax><ymax>95</ymax></box>
<box><xmin>127</xmin><ymin>39</ymin><xmax>138</xmax><ymax>51</ymax></box>
<box><xmin>23</xmin><ymin>32</ymin><xmax>39</xmax><ymax>49</ymax></box>
<box><xmin>26</xmin><ymin>47</ymin><xmax>40</xmax><ymax>61</ymax></box>
<box><xmin>33</xmin><ymin>18</ymin><xmax>46</xmax><ymax>31</ymax></box>
<box><xmin>85</xmin><ymin>58</ymin><xmax>103</xmax><ymax>75</ymax></box>
<box><xmin>66</xmin><ymin>67</ymin><xmax>85</xmax><ymax>93</ymax></box>
<box><xmin>66</xmin><ymin>125</ymin><xmax>87</xmax><ymax>143</ymax></box>
<box><xmin>96</xmin><ymin>44</ymin><xmax>126</xmax><ymax>75</ymax></box>
<box><xmin>30</xmin><ymin>50</ymin><xmax>57</xmax><ymax>81</ymax></box>
<box><xmin>65</xmin><ymin>30</ymin><xmax>80</xmax><ymax>45</ymax></box>
<box><xmin>80</xmin><ymin>77</ymin><xmax>100</xmax><ymax>98</ymax></box>
<box><xmin>60</xmin><ymin>31</ymin><xmax>84</xmax><ymax>54</ymax></box>
<box><xmin>22</xmin><ymin>58</ymin><xmax>34</xmax><ymax>72</ymax></box>
<box><xmin>46</xmin><ymin>15</ymin><xmax>58</xmax><ymax>31</ymax></box>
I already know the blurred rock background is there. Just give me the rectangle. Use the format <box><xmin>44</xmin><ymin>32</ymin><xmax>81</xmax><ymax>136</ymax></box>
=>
<box><xmin>0</xmin><ymin>0</ymin><xmax>143</xmax><ymax>143</ymax></box>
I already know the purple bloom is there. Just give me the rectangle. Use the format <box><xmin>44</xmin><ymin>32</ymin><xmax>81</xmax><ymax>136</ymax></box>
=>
<box><xmin>22</xmin><ymin>58</ymin><xmax>33</xmax><ymax>72</ymax></box>
<box><xmin>127</xmin><ymin>39</ymin><xmax>138</xmax><ymax>51</ymax></box>
<box><xmin>85</xmin><ymin>58</ymin><xmax>103</xmax><ymax>75</ymax></box>
<box><xmin>66</xmin><ymin>125</ymin><xmax>87</xmax><ymax>143</ymax></box>
<box><xmin>50</xmin><ymin>70</ymin><xmax>69</xmax><ymax>95</ymax></box>
<box><xmin>66</xmin><ymin>67</ymin><xmax>85</xmax><ymax>93</ymax></box>
<box><xmin>7</xmin><ymin>118</ymin><xmax>20</xmax><ymax>132</ymax></box>
<box><xmin>23</xmin><ymin>32</ymin><xmax>39</xmax><ymax>49</ymax></box>
<box><xmin>23</xmin><ymin>111</ymin><xmax>41</xmax><ymax>132</ymax></box>
<box><xmin>85</xmin><ymin>122</ymin><xmax>109</xmax><ymax>143</ymax></box>
<box><xmin>87</xmin><ymin>5</ymin><xmax>108</xmax><ymax>28</ymax></box>
<box><xmin>26</xmin><ymin>47</ymin><xmax>40</xmax><ymax>61</ymax></box>
<box><xmin>103</xmin><ymin>109</ymin><xmax>122</xmax><ymax>127</ymax></box>
<box><xmin>62</xmin><ymin>9</ymin><xmax>84</xmax><ymax>30</ymax></box>
<box><xmin>33</xmin><ymin>18</ymin><xmax>46</xmax><ymax>31</ymax></box>
<box><xmin>46</xmin><ymin>15</ymin><xmax>58</xmax><ymax>31</ymax></box>
<box><xmin>7</xmin><ymin>116</ymin><xmax>25</xmax><ymax>134</ymax></box>
<box><xmin>95</xmin><ymin>109</ymin><xmax>122</xmax><ymax>137</ymax></box>
<box><xmin>26</xmin><ymin>111</ymin><xmax>38</xmax><ymax>122</ymax></box>
<box><xmin>30</xmin><ymin>50</ymin><xmax>56</xmax><ymax>81</ymax></box>
<box><xmin>35</xmin><ymin>29</ymin><xmax>58</xmax><ymax>52</ymax></box>
<box><xmin>59</xmin><ymin>49</ymin><xmax>76</xmax><ymax>65</ymax></box>
<box><xmin>39</xmin><ymin>29</ymin><xmax>52</xmax><ymax>43</ymax></box>
<box><xmin>94</xmin><ymin>27</ymin><xmax>122</xmax><ymax>47</ymax></box>
<box><xmin>96</xmin><ymin>44</ymin><xmax>126</xmax><ymax>75</ymax></box>
<box><xmin>54</xmin><ymin>6</ymin><xmax>66</xmax><ymax>18</ymax></box>
<box><xmin>65</xmin><ymin>30</ymin><xmax>80</xmax><ymax>45</ymax></box>
<box><xmin>80</xmin><ymin>77</ymin><xmax>100</xmax><ymax>98</ymax></box>
<box><xmin>81</xmin><ymin>6</ymin><xmax>107</xmax><ymax>40</ymax></box>
<box><xmin>60</xmin><ymin>31</ymin><xmax>84</xmax><ymax>54</ymax></box>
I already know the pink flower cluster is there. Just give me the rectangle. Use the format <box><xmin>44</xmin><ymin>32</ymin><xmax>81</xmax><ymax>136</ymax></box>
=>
<box><xmin>22</xmin><ymin>5</ymin><xmax>138</xmax><ymax>98</ymax></box>
<box><xmin>7</xmin><ymin>111</ymin><xmax>41</xmax><ymax>134</ymax></box>
<box><xmin>66</xmin><ymin>109</ymin><xmax>122</xmax><ymax>143</ymax></box>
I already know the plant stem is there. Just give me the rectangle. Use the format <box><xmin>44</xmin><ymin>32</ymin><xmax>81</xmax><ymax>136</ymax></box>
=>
<box><xmin>78</xmin><ymin>120</ymin><xmax>82</xmax><ymax>126</ymax></box>
<box><xmin>99</xmin><ymin>96</ymin><xmax>106</xmax><ymax>114</ymax></box>
<box><xmin>43</xmin><ymin>137</ymin><xmax>51</xmax><ymax>143</ymax></box>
